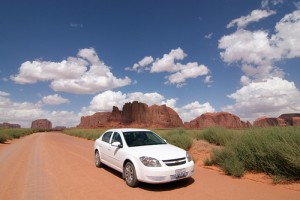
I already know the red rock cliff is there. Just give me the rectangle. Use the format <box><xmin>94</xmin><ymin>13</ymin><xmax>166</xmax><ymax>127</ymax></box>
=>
<box><xmin>184</xmin><ymin>112</ymin><xmax>251</xmax><ymax>129</ymax></box>
<box><xmin>31</xmin><ymin>119</ymin><xmax>52</xmax><ymax>129</ymax></box>
<box><xmin>77</xmin><ymin>101</ymin><xmax>183</xmax><ymax>128</ymax></box>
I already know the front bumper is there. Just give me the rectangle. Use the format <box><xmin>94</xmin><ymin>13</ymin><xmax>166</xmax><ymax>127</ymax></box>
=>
<box><xmin>137</xmin><ymin>161</ymin><xmax>194</xmax><ymax>184</ymax></box>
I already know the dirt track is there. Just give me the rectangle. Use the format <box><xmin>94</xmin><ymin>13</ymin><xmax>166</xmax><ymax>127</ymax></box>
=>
<box><xmin>0</xmin><ymin>132</ymin><xmax>299</xmax><ymax>200</ymax></box>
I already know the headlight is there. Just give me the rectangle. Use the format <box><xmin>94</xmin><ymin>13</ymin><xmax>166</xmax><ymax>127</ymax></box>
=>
<box><xmin>140</xmin><ymin>156</ymin><xmax>161</xmax><ymax>167</ymax></box>
<box><xmin>186</xmin><ymin>152</ymin><xmax>192</xmax><ymax>162</ymax></box>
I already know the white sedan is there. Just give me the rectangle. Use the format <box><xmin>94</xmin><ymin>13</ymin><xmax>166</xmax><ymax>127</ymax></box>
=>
<box><xmin>94</xmin><ymin>128</ymin><xmax>194</xmax><ymax>187</ymax></box>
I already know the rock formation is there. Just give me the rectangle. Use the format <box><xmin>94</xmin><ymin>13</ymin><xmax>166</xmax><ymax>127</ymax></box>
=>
<box><xmin>184</xmin><ymin>112</ymin><xmax>251</xmax><ymax>129</ymax></box>
<box><xmin>77</xmin><ymin>101</ymin><xmax>183</xmax><ymax>128</ymax></box>
<box><xmin>253</xmin><ymin>113</ymin><xmax>300</xmax><ymax>127</ymax></box>
<box><xmin>31</xmin><ymin>119</ymin><xmax>52</xmax><ymax>129</ymax></box>
<box><xmin>253</xmin><ymin>117</ymin><xmax>286</xmax><ymax>127</ymax></box>
<box><xmin>0</xmin><ymin>122</ymin><xmax>21</xmax><ymax>128</ymax></box>
<box><xmin>279</xmin><ymin>113</ymin><xmax>300</xmax><ymax>126</ymax></box>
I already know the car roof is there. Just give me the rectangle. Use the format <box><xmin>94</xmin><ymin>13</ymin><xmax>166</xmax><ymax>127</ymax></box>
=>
<box><xmin>106</xmin><ymin>128</ymin><xmax>151</xmax><ymax>133</ymax></box>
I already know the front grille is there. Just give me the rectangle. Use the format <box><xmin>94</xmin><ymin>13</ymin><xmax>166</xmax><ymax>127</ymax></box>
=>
<box><xmin>162</xmin><ymin>157</ymin><xmax>186</xmax><ymax>166</ymax></box>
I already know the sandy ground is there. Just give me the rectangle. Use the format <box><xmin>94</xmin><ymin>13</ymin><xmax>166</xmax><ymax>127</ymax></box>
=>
<box><xmin>0</xmin><ymin>132</ymin><xmax>299</xmax><ymax>200</ymax></box>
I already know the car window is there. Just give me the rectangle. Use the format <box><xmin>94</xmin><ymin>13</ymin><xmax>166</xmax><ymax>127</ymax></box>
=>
<box><xmin>112</xmin><ymin>132</ymin><xmax>123</xmax><ymax>145</ymax></box>
<box><xmin>123</xmin><ymin>131</ymin><xmax>166</xmax><ymax>147</ymax></box>
<box><xmin>102</xmin><ymin>131</ymin><xmax>113</xmax><ymax>143</ymax></box>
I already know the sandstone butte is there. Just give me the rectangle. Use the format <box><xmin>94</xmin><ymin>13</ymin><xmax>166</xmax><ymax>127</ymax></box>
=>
<box><xmin>0</xmin><ymin>122</ymin><xmax>21</xmax><ymax>128</ymax></box>
<box><xmin>77</xmin><ymin>101</ymin><xmax>183</xmax><ymax>128</ymax></box>
<box><xmin>253</xmin><ymin>113</ymin><xmax>300</xmax><ymax>127</ymax></box>
<box><xmin>184</xmin><ymin>112</ymin><xmax>251</xmax><ymax>129</ymax></box>
<box><xmin>31</xmin><ymin>119</ymin><xmax>52</xmax><ymax>129</ymax></box>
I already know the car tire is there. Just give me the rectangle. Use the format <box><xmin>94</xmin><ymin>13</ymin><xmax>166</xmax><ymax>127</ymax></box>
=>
<box><xmin>124</xmin><ymin>162</ymin><xmax>139</xmax><ymax>187</ymax></box>
<box><xmin>95</xmin><ymin>150</ymin><xmax>103</xmax><ymax>168</ymax></box>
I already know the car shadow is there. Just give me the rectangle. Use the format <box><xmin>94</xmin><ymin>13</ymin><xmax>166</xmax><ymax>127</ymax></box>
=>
<box><xmin>101</xmin><ymin>165</ymin><xmax>195</xmax><ymax>191</ymax></box>
<box><xmin>139</xmin><ymin>177</ymin><xmax>195</xmax><ymax>191</ymax></box>
<box><xmin>102</xmin><ymin>165</ymin><xmax>124</xmax><ymax>179</ymax></box>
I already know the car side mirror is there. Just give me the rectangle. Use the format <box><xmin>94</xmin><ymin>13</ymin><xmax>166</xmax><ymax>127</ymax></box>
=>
<box><xmin>111</xmin><ymin>141</ymin><xmax>123</xmax><ymax>148</ymax></box>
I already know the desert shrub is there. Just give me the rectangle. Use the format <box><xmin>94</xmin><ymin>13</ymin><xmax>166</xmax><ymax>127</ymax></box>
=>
<box><xmin>160</xmin><ymin>128</ymin><xmax>193</xmax><ymax>150</ymax></box>
<box><xmin>196</xmin><ymin>127</ymin><xmax>242</xmax><ymax>146</ymax></box>
<box><xmin>0</xmin><ymin>133</ymin><xmax>8</xmax><ymax>143</ymax></box>
<box><xmin>208</xmin><ymin>127</ymin><xmax>300</xmax><ymax>181</ymax></box>
<box><xmin>0</xmin><ymin>128</ymin><xmax>39</xmax><ymax>143</ymax></box>
<box><xmin>62</xmin><ymin>129</ymin><xmax>104</xmax><ymax>140</ymax></box>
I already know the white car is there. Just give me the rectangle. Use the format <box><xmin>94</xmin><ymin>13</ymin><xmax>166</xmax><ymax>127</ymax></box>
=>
<box><xmin>94</xmin><ymin>128</ymin><xmax>194</xmax><ymax>187</ymax></box>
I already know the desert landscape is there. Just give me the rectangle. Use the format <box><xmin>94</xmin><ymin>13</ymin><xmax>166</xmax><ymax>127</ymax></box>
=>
<box><xmin>1</xmin><ymin>0</ymin><xmax>300</xmax><ymax>199</ymax></box>
<box><xmin>0</xmin><ymin>131</ymin><xmax>299</xmax><ymax>200</ymax></box>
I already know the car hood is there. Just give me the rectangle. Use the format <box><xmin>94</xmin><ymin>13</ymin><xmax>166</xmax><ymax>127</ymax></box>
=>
<box><xmin>130</xmin><ymin>144</ymin><xmax>186</xmax><ymax>160</ymax></box>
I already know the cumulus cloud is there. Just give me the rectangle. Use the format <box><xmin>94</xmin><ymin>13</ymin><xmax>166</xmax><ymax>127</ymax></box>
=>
<box><xmin>0</xmin><ymin>91</ymin><xmax>10</xmax><ymax>97</ymax></box>
<box><xmin>227</xmin><ymin>9</ymin><xmax>276</xmax><ymax>29</ymax></box>
<box><xmin>220</xmin><ymin>8</ymin><xmax>300</xmax><ymax>121</ymax></box>
<box><xmin>11</xmin><ymin>48</ymin><xmax>131</xmax><ymax>94</ymax></box>
<box><xmin>261</xmin><ymin>0</ymin><xmax>284</xmax><ymax>9</ymax></box>
<box><xmin>0</xmin><ymin>94</ymin><xmax>79</xmax><ymax>127</ymax></box>
<box><xmin>81</xmin><ymin>90</ymin><xmax>215</xmax><ymax>122</ymax></box>
<box><xmin>223</xmin><ymin>77</ymin><xmax>300</xmax><ymax>121</ymax></box>
<box><xmin>165</xmin><ymin>62</ymin><xmax>209</xmax><ymax>87</ymax></box>
<box><xmin>204</xmin><ymin>75</ymin><xmax>213</xmax><ymax>84</ymax></box>
<box><xmin>271</xmin><ymin>10</ymin><xmax>300</xmax><ymax>59</ymax></box>
<box><xmin>219</xmin><ymin>9</ymin><xmax>300</xmax><ymax>83</ymax></box>
<box><xmin>126</xmin><ymin>56</ymin><xmax>154</xmax><ymax>73</ymax></box>
<box><xmin>204</xmin><ymin>33</ymin><xmax>213</xmax><ymax>39</ymax></box>
<box><xmin>127</xmin><ymin>48</ymin><xmax>210</xmax><ymax>87</ymax></box>
<box><xmin>41</xmin><ymin>94</ymin><xmax>70</xmax><ymax>105</ymax></box>
<box><xmin>175</xmin><ymin>101</ymin><xmax>215</xmax><ymax>122</ymax></box>
<box><xmin>150</xmin><ymin>48</ymin><xmax>187</xmax><ymax>73</ymax></box>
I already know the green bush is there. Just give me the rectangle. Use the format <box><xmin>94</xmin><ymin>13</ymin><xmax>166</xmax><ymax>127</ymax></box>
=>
<box><xmin>62</xmin><ymin>129</ymin><xmax>104</xmax><ymax>140</ymax></box>
<box><xmin>0</xmin><ymin>128</ymin><xmax>40</xmax><ymax>143</ymax></box>
<box><xmin>207</xmin><ymin>127</ymin><xmax>300</xmax><ymax>182</ymax></box>
<box><xmin>160</xmin><ymin>128</ymin><xmax>193</xmax><ymax>150</ymax></box>
<box><xmin>196</xmin><ymin>127</ymin><xmax>242</xmax><ymax>146</ymax></box>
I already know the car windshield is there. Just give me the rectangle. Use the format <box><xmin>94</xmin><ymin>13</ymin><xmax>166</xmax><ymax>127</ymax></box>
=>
<box><xmin>123</xmin><ymin>131</ymin><xmax>167</xmax><ymax>147</ymax></box>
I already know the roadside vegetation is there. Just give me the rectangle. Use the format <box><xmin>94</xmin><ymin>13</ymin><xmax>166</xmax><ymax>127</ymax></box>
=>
<box><xmin>201</xmin><ymin>126</ymin><xmax>300</xmax><ymax>182</ymax></box>
<box><xmin>62</xmin><ymin>128</ymin><xmax>105</xmax><ymax>140</ymax></box>
<box><xmin>0</xmin><ymin>128</ymin><xmax>48</xmax><ymax>143</ymax></box>
<box><xmin>61</xmin><ymin>126</ymin><xmax>300</xmax><ymax>182</ymax></box>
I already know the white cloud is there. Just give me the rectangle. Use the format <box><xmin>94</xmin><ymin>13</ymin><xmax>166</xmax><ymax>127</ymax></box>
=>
<box><xmin>0</xmin><ymin>91</ymin><xmax>10</xmax><ymax>97</ymax></box>
<box><xmin>11</xmin><ymin>48</ymin><xmax>131</xmax><ymax>94</ymax></box>
<box><xmin>261</xmin><ymin>0</ymin><xmax>284</xmax><ymax>9</ymax></box>
<box><xmin>165</xmin><ymin>62</ymin><xmax>209</xmax><ymax>87</ymax></box>
<box><xmin>81</xmin><ymin>90</ymin><xmax>215</xmax><ymax>123</ymax></box>
<box><xmin>150</xmin><ymin>48</ymin><xmax>187</xmax><ymax>73</ymax></box>
<box><xmin>294</xmin><ymin>1</ymin><xmax>300</xmax><ymax>9</ymax></box>
<box><xmin>204</xmin><ymin>33</ymin><xmax>213</xmax><ymax>39</ymax></box>
<box><xmin>271</xmin><ymin>10</ymin><xmax>300</xmax><ymax>59</ymax></box>
<box><xmin>223</xmin><ymin>77</ymin><xmax>300</xmax><ymax>121</ymax></box>
<box><xmin>127</xmin><ymin>48</ymin><xmax>210</xmax><ymax>87</ymax></box>
<box><xmin>204</xmin><ymin>75</ymin><xmax>213</xmax><ymax>84</ymax></box>
<box><xmin>175</xmin><ymin>101</ymin><xmax>215</xmax><ymax>122</ymax></box>
<box><xmin>219</xmin><ymin>29</ymin><xmax>276</xmax><ymax>66</ymax></box>
<box><xmin>0</xmin><ymin>95</ymin><xmax>79</xmax><ymax>128</ymax></box>
<box><xmin>41</xmin><ymin>94</ymin><xmax>70</xmax><ymax>105</ymax></box>
<box><xmin>219</xmin><ymin>9</ymin><xmax>300</xmax><ymax>83</ymax></box>
<box><xmin>126</xmin><ymin>56</ymin><xmax>154</xmax><ymax>73</ymax></box>
<box><xmin>82</xmin><ymin>90</ymin><xmax>168</xmax><ymax>114</ymax></box>
<box><xmin>227</xmin><ymin>9</ymin><xmax>276</xmax><ymax>29</ymax></box>
<box><xmin>220</xmin><ymin>8</ymin><xmax>300</xmax><ymax>121</ymax></box>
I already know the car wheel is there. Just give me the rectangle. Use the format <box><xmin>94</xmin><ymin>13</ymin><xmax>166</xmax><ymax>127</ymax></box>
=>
<box><xmin>95</xmin><ymin>150</ymin><xmax>103</xmax><ymax>168</ymax></box>
<box><xmin>124</xmin><ymin>162</ymin><xmax>139</xmax><ymax>187</ymax></box>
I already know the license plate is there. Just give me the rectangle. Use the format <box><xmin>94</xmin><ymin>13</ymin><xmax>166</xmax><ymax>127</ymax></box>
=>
<box><xmin>175</xmin><ymin>168</ymin><xmax>186</xmax><ymax>179</ymax></box>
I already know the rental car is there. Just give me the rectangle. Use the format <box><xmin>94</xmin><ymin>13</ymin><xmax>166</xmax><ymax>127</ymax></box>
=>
<box><xmin>94</xmin><ymin>128</ymin><xmax>194</xmax><ymax>187</ymax></box>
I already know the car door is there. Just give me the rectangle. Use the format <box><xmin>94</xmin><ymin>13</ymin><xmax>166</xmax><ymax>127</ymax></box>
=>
<box><xmin>99</xmin><ymin>131</ymin><xmax>113</xmax><ymax>163</ymax></box>
<box><xmin>107</xmin><ymin>131</ymin><xmax>125</xmax><ymax>171</ymax></box>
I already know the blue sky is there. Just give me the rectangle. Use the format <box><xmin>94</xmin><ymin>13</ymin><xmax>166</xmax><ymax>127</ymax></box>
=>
<box><xmin>1</xmin><ymin>0</ymin><xmax>300</xmax><ymax>128</ymax></box>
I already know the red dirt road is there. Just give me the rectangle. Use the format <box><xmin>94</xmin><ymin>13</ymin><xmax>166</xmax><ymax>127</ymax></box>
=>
<box><xmin>0</xmin><ymin>132</ymin><xmax>299</xmax><ymax>200</ymax></box>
